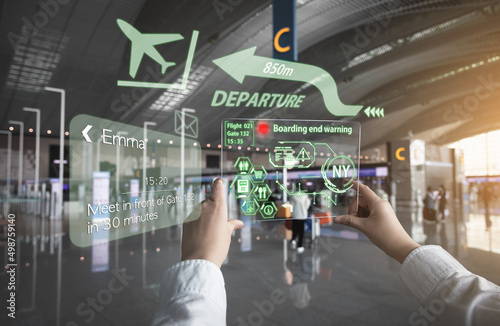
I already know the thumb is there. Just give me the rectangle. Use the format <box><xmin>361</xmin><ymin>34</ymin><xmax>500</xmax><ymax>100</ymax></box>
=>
<box><xmin>334</xmin><ymin>214</ymin><xmax>365</xmax><ymax>231</ymax></box>
<box><xmin>184</xmin><ymin>202</ymin><xmax>202</xmax><ymax>223</ymax></box>
<box><xmin>227</xmin><ymin>219</ymin><xmax>244</xmax><ymax>232</ymax></box>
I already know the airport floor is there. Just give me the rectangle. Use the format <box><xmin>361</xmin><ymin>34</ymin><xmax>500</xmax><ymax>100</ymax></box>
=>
<box><xmin>1</xmin><ymin>202</ymin><xmax>499</xmax><ymax>326</ymax></box>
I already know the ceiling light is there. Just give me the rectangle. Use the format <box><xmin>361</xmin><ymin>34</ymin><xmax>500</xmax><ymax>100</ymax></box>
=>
<box><xmin>149</xmin><ymin>65</ymin><xmax>213</xmax><ymax>111</ymax></box>
<box><xmin>341</xmin><ymin>12</ymin><xmax>479</xmax><ymax>72</ymax></box>
<box><xmin>5</xmin><ymin>31</ymin><xmax>68</xmax><ymax>93</ymax></box>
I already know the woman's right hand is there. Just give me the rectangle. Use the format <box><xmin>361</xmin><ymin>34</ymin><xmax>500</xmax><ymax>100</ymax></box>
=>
<box><xmin>334</xmin><ymin>181</ymin><xmax>420</xmax><ymax>264</ymax></box>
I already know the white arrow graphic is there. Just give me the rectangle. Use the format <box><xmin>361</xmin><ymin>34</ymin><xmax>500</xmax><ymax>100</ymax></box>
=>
<box><xmin>82</xmin><ymin>125</ymin><xmax>93</xmax><ymax>143</ymax></box>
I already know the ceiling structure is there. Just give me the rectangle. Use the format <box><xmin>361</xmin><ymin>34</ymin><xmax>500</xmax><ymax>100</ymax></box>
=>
<box><xmin>1</xmin><ymin>0</ymin><xmax>500</xmax><ymax>152</ymax></box>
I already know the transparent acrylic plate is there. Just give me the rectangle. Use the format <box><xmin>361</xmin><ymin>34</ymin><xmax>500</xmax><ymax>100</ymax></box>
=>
<box><xmin>221</xmin><ymin>119</ymin><xmax>360</xmax><ymax>221</ymax></box>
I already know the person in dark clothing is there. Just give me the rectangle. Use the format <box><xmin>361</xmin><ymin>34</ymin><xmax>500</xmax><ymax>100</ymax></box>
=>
<box><xmin>424</xmin><ymin>186</ymin><xmax>436</xmax><ymax>221</ymax></box>
<box><xmin>290</xmin><ymin>194</ymin><xmax>311</xmax><ymax>253</ymax></box>
<box><xmin>438</xmin><ymin>185</ymin><xmax>447</xmax><ymax>221</ymax></box>
<box><xmin>481</xmin><ymin>183</ymin><xmax>493</xmax><ymax>231</ymax></box>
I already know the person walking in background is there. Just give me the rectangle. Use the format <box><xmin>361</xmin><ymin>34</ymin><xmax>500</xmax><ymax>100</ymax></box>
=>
<box><xmin>438</xmin><ymin>185</ymin><xmax>447</xmax><ymax>221</ymax></box>
<box><xmin>290</xmin><ymin>193</ymin><xmax>311</xmax><ymax>253</ymax></box>
<box><xmin>424</xmin><ymin>186</ymin><xmax>436</xmax><ymax>221</ymax></box>
<box><xmin>470</xmin><ymin>184</ymin><xmax>479</xmax><ymax>213</ymax></box>
<box><xmin>481</xmin><ymin>183</ymin><xmax>493</xmax><ymax>231</ymax></box>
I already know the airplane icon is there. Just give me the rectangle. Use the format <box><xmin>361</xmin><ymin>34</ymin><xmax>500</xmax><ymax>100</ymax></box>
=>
<box><xmin>117</xmin><ymin>19</ymin><xmax>183</xmax><ymax>79</ymax></box>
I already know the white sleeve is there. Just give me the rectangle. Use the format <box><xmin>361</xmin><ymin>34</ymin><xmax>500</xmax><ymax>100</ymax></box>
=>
<box><xmin>151</xmin><ymin>259</ymin><xmax>226</xmax><ymax>326</ymax></box>
<box><xmin>401</xmin><ymin>245</ymin><xmax>500</xmax><ymax>326</ymax></box>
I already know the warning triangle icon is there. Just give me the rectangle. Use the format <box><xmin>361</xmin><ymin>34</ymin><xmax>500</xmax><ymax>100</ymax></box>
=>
<box><xmin>296</xmin><ymin>148</ymin><xmax>311</xmax><ymax>162</ymax></box>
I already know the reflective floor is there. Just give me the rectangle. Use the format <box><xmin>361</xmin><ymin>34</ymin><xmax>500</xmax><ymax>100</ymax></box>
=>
<box><xmin>1</xmin><ymin>200</ymin><xmax>499</xmax><ymax>326</ymax></box>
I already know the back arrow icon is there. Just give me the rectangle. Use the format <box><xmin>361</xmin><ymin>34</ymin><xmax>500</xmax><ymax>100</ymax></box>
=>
<box><xmin>82</xmin><ymin>125</ymin><xmax>92</xmax><ymax>143</ymax></box>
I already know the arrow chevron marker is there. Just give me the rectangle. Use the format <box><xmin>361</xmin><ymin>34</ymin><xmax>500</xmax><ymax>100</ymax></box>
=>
<box><xmin>213</xmin><ymin>47</ymin><xmax>363</xmax><ymax>117</ymax></box>
<box><xmin>364</xmin><ymin>106</ymin><xmax>386</xmax><ymax>118</ymax></box>
<box><xmin>82</xmin><ymin>125</ymin><xmax>93</xmax><ymax>143</ymax></box>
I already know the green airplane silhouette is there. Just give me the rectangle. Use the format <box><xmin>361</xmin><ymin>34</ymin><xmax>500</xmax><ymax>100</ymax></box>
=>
<box><xmin>117</xmin><ymin>19</ymin><xmax>183</xmax><ymax>78</ymax></box>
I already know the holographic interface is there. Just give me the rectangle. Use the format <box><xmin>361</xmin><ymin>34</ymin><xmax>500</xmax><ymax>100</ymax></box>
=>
<box><xmin>116</xmin><ymin>19</ymin><xmax>198</xmax><ymax>89</ymax></box>
<box><xmin>69</xmin><ymin>115</ymin><xmax>201</xmax><ymax>247</ymax></box>
<box><xmin>221</xmin><ymin>119</ymin><xmax>360</xmax><ymax>221</ymax></box>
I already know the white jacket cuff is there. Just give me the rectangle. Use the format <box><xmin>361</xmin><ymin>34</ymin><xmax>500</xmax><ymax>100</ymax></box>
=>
<box><xmin>400</xmin><ymin>245</ymin><xmax>468</xmax><ymax>302</ymax></box>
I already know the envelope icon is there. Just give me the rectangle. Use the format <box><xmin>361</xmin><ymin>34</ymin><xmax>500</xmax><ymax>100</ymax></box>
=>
<box><xmin>175</xmin><ymin>110</ymin><xmax>198</xmax><ymax>138</ymax></box>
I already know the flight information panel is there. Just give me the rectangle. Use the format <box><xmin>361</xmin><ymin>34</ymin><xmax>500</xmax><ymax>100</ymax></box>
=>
<box><xmin>221</xmin><ymin>119</ymin><xmax>360</xmax><ymax>221</ymax></box>
<box><xmin>69</xmin><ymin>114</ymin><xmax>201</xmax><ymax>247</ymax></box>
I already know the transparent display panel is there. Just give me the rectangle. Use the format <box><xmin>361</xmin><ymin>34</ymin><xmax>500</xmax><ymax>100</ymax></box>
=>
<box><xmin>222</xmin><ymin>119</ymin><xmax>360</xmax><ymax>221</ymax></box>
<box><xmin>69</xmin><ymin>114</ymin><xmax>201</xmax><ymax>247</ymax></box>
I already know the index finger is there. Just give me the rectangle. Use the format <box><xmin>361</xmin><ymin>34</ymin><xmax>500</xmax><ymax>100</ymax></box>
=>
<box><xmin>209</xmin><ymin>178</ymin><xmax>225</xmax><ymax>203</ymax></box>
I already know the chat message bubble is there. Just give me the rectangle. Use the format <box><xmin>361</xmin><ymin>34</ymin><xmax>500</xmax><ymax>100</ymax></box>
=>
<box><xmin>221</xmin><ymin>119</ymin><xmax>360</xmax><ymax>221</ymax></box>
<box><xmin>69</xmin><ymin>114</ymin><xmax>201</xmax><ymax>247</ymax></box>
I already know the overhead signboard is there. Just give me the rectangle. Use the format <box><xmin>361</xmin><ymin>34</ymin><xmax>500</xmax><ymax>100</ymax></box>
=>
<box><xmin>272</xmin><ymin>0</ymin><xmax>297</xmax><ymax>61</ymax></box>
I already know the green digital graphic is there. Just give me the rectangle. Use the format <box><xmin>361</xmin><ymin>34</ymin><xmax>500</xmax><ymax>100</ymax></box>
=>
<box><xmin>222</xmin><ymin>119</ymin><xmax>361</xmax><ymax>220</ymax></box>
<box><xmin>212</xmin><ymin>90</ymin><xmax>306</xmax><ymax>109</ymax></box>
<box><xmin>224</xmin><ymin>121</ymin><xmax>255</xmax><ymax>146</ymax></box>
<box><xmin>116</xmin><ymin>19</ymin><xmax>198</xmax><ymax>89</ymax></box>
<box><xmin>251</xmin><ymin>165</ymin><xmax>267</xmax><ymax>183</ymax></box>
<box><xmin>270</xmin><ymin>141</ymin><xmax>316</xmax><ymax>169</ymax></box>
<box><xmin>297</xmin><ymin>148</ymin><xmax>311</xmax><ymax>161</ymax></box>
<box><xmin>229</xmin><ymin>156</ymin><xmax>275</xmax><ymax>218</ymax></box>
<box><xmin>234</xmin><ymin>157</ymin><xmax>254</xmax><ymax>175</ymax></box>
<box><xmin>260</xmin><ymin>201</ymin><xmax>278</xmax><ymax>219</ymax></box>
<box><xmin>241</xmin><ymin>198</ymin><xmax>259</xmax><ymax>216</ymax></box>
<box><xmin>272</xmin><ymin>142</ymin><xmax>357</xmax><ymax>205</ymax></box>
<box><xmin>274</xmin><ymin>177</ymin><xmax>339</xmax><ymax>208</ymax></box>
<box><xmin>175</xmin><ymin>110</ymin><xmax>198</xmax><ymax>138</ymax></box>
<box><xmin>253</xmin><ymin>184</ymin><xmax>272</xmax><ymax>201</ymax></box>
<box><xmin>230</xmin><ymin>175</ymin><xmax>254</xmax><ymax>199</ymax></box>
<box><xmin>213</xmin><ymin>47</ymin><xmax>363</xmax><ymax>117</ymax></box>
<box><xmin>364</xmin><ymin>106</ymin><xmax>385</xmax><ymax>118</ymax></box>
<box><xmin>321</xmin><ymin>154</ymin><xmax>356</xmax><ymax>194</ymax></box>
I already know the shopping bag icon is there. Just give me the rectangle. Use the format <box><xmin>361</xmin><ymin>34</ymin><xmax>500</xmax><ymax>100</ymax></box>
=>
<box><xmin>254</xmin><ymin>170</ymin><xmax>263</xmax><ymax>179</ymax></box>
